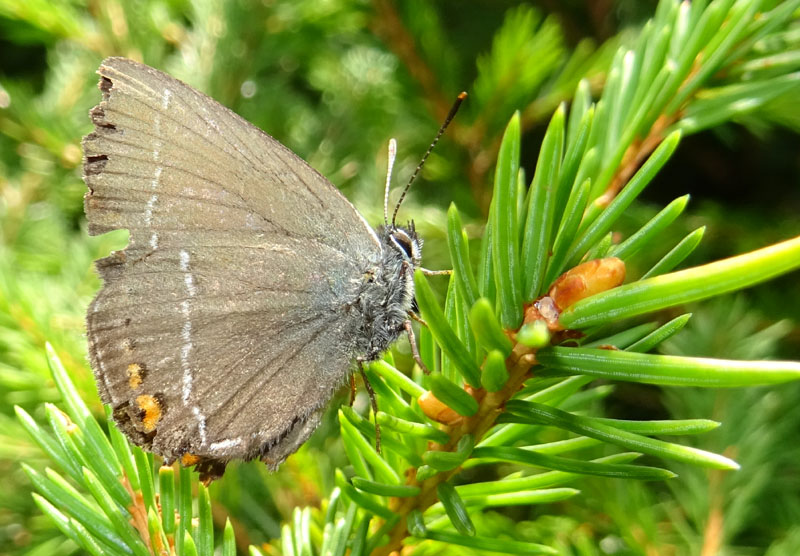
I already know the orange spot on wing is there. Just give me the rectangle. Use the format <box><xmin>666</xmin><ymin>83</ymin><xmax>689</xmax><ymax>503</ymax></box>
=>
<box><xmin>181</xmin><ymin>453</ymin><xmax>200</xmax><ymax>466</ymax></box>
<box><xmin>135</xmin><ymin>394</ymin><xmax>162</xmax><ymax>432</ymax></box>
<box><xmin>127</xmin><ymin>363</ymin><xmax>144</xmax><ymax>389</ymax></box>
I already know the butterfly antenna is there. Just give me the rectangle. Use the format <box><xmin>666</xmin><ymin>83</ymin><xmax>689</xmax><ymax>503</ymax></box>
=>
<box><xmin>384</xmin><ymin>138</ymin><xmax>397</xmax><ymax>226</ymax></box>
<box><xmin>391</xmin><ymin>91</ymin><xmax>467</xmax><ymax>227</ymax></box>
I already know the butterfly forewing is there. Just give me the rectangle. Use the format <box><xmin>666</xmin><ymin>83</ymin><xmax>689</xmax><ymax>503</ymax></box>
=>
<box><xmin>83</xmin><ymin>58</ymin><xmax>381</xmax><ymax>475</ymax></box>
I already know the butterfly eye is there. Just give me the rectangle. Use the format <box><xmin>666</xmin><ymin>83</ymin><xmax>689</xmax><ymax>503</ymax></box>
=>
<box><xmin>391</xmin><ymin>231</ymin><xmax>415</xmax><ymax>259</ymax></box>
<box><xmin>397</xmin><ymin>236</ymin><xmax>414</xmax><ymax>257</ymax></box>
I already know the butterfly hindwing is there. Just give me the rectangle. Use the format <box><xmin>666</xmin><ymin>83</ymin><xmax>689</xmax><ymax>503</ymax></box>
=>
<box><xmin>83</xmin><ymin>58</ymin><xmax>382</xmax><ymax>477</ymax></box>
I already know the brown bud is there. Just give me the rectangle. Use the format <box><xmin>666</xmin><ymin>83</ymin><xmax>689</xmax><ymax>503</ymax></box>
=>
<box><xmin>419</xmin><ymin>391</ymin><xmax>463</xmax><ymax>426</ymax></box>
<box><xmin>549</xmin><ymin>257</ymin><xmax>626</xmax><ymax>311</ymax></box>
<box><xmin>523</xmin><ymin>296</ymin><xmax>562</xmax><ymax>331</ymax></box>
<box><xmin>523</xmin><ymin>303</ymin><xmax>543</xmax><ymax>324</ymax></box>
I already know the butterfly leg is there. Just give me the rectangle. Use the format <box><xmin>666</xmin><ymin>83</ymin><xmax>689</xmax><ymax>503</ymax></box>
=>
<box><xmin>349</xmin><ymin>374</ymin><xmax>357</xmax><ymax>406</ymax></box>
<box><xmin>357</xmin><ymin>359</ymin><xmax>382</xmax><ymax>454</ymax></box>
<box><xmin>421</xmin><ymin>268</ymin><xmax>452</xmax><ymax>276</ymax></box>
<box><xmin>403</xmin><ymin>320</ymin><xmax>431</xmax><ymax>375</ymax></box>
<box><xmin>409</xmin><ymin>311</ymin><xmax>428</xmax><ymax>328</ymax></box>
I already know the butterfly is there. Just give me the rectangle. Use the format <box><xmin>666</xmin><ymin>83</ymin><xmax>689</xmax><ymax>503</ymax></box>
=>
<box><xmin>83</xmin><ymin>58</ymin><xmax>464</xmax><ymax>480</ymax></box>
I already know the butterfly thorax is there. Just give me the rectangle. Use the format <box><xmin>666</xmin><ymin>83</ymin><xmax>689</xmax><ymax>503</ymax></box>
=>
<box><xmin>352</xmin><ymin>223</ymin><xmax>421</xmax><ymax>360</ymax></box>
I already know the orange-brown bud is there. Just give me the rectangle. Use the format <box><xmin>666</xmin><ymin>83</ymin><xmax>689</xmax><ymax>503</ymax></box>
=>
<box><xmin>548</xmin><ymin>257</ymin><xmax>626</xmax><ymax>311</ymax></box>
<box><xmin>419</xmin><ymin>391</ymin><xmax>463</xmax><ymax>426</ymax></box>
<box><xmin>524</xmin><ymin>295</ymin><xmax>562</xmax><ymax>331</ymax></box>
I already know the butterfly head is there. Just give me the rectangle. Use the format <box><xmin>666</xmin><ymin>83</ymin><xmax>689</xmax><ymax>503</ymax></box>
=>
<box><xmin>386</xmin><ymin>221</ymin><xmax>422</xmax><ymax>268</ymax></box>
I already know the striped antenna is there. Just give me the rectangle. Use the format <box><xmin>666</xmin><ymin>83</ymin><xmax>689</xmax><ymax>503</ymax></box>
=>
<box><xmin>391</xmin><ymin>91</ymin><xmax>467</xmax><ymax>227</ymax></box>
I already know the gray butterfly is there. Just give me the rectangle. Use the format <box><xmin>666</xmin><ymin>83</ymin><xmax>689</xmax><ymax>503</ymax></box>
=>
<box><xmin>83</xmin><ymin>58</ymin><xmax>431</xmax><ymax>480</ymax></box>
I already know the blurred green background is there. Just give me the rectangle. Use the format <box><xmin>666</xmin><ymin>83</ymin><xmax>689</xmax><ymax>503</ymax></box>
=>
<box><xmin>1</xmin><ymin>0</ymin><xmax>799</xmax><ymax>554</ymax></box>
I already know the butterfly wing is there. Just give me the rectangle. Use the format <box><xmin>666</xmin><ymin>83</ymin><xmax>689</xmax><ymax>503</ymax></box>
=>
<box><xmin>83</xmin><ymin>58</ymin><xmax>380</xmax><ymax>477</ymax></box>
